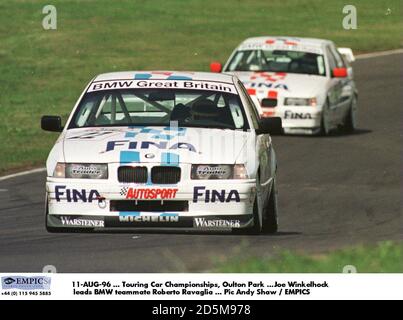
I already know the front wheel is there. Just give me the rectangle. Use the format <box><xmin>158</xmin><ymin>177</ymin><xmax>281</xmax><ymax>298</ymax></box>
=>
<box><xmin>232</xmin><ymin>174</ymin><xmax>263</xmax><ymax>235</ymax></box>
<box><xmin>262</xmin><ymin>179</ymin><xmax>278</xmax><ymax>234</ymax></box>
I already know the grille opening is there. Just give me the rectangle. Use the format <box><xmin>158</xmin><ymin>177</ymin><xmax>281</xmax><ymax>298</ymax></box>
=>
<box><xmin>110</xmin><ymin>200</ymin><xmax>188</xmax><ymax>212</ymax></box>
<box><xmin>261</xmin><ymin>98</ymin><xmax>277</xmax><ymax>107</ymax></box>
<box><xmin>151</xmin><ymin>166</ymin><xmax>181</xmax><ymax>184</ymax></box>
<box><xmin>118</xmin><ymin>166</ymin><xmax>148</xmax><ymax>183</ymax></box>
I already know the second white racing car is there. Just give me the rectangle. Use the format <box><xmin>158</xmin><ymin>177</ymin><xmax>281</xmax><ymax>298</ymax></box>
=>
<box><xmin>210</xmin><ymin>36</ymin><xmax>358</xmax><ymax>135</ymax></box>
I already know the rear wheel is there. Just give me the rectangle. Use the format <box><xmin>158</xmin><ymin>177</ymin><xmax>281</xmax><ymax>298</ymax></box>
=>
<box><xmin>319</xmin><ymin>102</ymin><xmax>331</xmax><ymax>136</ymax></box>
<box><xmin>343</xmin><ymin>96</ymin><xmax>357</xmax><ymax>133</ymax></box>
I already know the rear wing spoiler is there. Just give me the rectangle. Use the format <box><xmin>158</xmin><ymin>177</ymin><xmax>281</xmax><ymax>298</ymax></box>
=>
<box><xmin>337</xmin><ymin>47</ymin><xmax>355</xmax><ymax>63</ymax></box>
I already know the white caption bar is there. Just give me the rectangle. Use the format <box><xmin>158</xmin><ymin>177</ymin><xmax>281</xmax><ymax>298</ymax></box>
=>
<box><xmin>1</xmin><ymin>273</ymin><xmax>402</xmax><ymax>300</ymax></box>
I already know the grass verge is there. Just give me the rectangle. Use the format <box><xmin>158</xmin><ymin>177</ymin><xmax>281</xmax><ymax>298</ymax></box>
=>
<box><xmin>0</xmin><ymin>0</ymin><xmax>401</xmax><ymax>173</ymax></box>
<box><xmin>213</xmin><ymin>241</ymin><xmax>403</xmax><ymax>272</ymax></box>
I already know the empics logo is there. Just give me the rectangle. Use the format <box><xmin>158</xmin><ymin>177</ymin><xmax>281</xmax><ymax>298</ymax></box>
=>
<box><xmin>3</xmin><ymin>277</ymin><xmax>15</xmax><ymax>285</ymax></box>
<box><xmin>1</xmin><ymin>276</ymin><xmax>51</xmax><ymax>290</ymax></box>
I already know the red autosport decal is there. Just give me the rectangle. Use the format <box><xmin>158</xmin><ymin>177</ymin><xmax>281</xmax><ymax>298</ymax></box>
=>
<box><xmin>121</xmin><ymin>187</ymin><xmax>178</xmax><ymax>200</ymax></box>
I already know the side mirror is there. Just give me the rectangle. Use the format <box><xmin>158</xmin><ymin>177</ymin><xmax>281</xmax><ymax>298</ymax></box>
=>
<box><xmin>332</xmin><ymin>67</ymin><xmax>348</xmax><ymax>78</ymax></box>
<box><xmin>41</xmin><ymin>115</ymin><xmax>63</xmax><ymax>132</ymax></box>
<box><xmin>337</xmin><ymin>47</ymin><xmax>355</xmax><ymax>63</ymax></box>
<box><xmin>210</xmin><ymin>61</ymin><xmax>222</xmax><ymax>73</ymax></box>
<box><xmin>256</xmin><ymin>117</ymin><xmax>282</xmax><ymax>135</ymax></box>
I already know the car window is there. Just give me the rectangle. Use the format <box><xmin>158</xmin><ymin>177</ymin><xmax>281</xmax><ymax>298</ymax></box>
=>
<box><xmin>69</xmin><ymin>89</ymin><xmax>250</xmax><ymax>131</ymax></box>
<box><xmin>326</xmin><ymin>46</ymin><xmax>338</xmax><ymax>70</ymax></box>
<box><xmin>330</xmin><ymin>46</ymin><xmax>346</xmax><ymax>68</ymax></box>
<box><xmin>237</xmin><ymin>81</ymin><xmax>260</xmax><ymax>129</ymax></box>
<box><xmin>226</xmin><ymin>49</ymin><xmax>326</xmax><ymax>76</ymax></box>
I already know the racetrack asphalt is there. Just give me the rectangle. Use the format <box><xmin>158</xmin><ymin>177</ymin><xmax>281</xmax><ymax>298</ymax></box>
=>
<box><xmin>0</xmin><ymin>53</ymin><xmax>401</xmax><ymax>272</ymax></box>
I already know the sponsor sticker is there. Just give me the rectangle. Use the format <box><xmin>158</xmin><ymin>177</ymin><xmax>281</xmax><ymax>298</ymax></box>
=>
<box><xmin>106</xmin><ymin>140</ymin><xmax>196</xmax><ymax>153</ymax></box>
<box><xmin>238</xmin><ymin>42</ymin><xmax>322</xmax><ymax>54</ymax></box>
<box><xmin>120</xmin><ymin>187</ymin><xmax>178</xmax><ymax>200</ymax></box>
<box><xmin>193</xmin><ymin>218</ymin><xmax>241</xmax><ymax>228</ymax></box>
<box><xmin>119</xmin><ymin>212</ymin><xmax>179</xmax><ymax>223</ymax></box>
<box><xmin>60</xmin><ymin>216</ymin><xmax>105</xmax><ymax>228</ymax></box>
<box><xmin>284</xmin><ymin>110</ymin><xmax>313</xmax><ymax>119</ymax></box>
<box><xmin>55</xmin><ymin>186</ymin><xmax>101</xmax><ymax>203</ymax></box>
<box><xmin>193</xmin><ymin>186</ymin><xmax>241</xmax><ymax>203</ymax></box>
<box><xmin>88</xmin><ymin>80</ymin><xmax>237</xmax><ymax>94</ymax></box>
<box><xmin>1</xmin><ymin>276</ymin><xmax>51</xmax><ymax>290</ymax></box>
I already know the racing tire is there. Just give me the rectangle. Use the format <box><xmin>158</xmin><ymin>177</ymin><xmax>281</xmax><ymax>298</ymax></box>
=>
<box><xmin>232</xmin><ymin>174</ymin><xmax>263</xmax><ymax>235</ymax></box>
<box><xmin>342</xmin><ymin>96</ymin><xmax>357</xmax><ymax>133</ymax></box>
<box><xmin>261</xmin><ymin>179</ymin><xmax>278</xmax><ymax>234</ymax></box>
<box><xmin>249</xmin><ymin>196</ymin><xmax>263</xmax><ymax>234</ymax></box>
<box><xmin>319</xmin><ymin>102</ymin><xmax>331</xmax><ymax>136</ymax></box>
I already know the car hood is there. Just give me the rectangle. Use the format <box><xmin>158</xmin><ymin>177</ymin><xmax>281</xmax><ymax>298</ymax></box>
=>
<box><xmin>226</xmin><ymin>71</ymin><xmax>327</xmax><ymax>98</ymax></box>
<box><xmin>62</xmin><ymin>126</ymin><xmax>253</xmax><ymax>164</ymax></box>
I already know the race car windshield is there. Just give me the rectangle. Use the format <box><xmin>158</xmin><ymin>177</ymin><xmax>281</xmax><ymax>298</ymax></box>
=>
<box><xmin>69</xmin><ymin>89</ymin><xmax>249</xmax><ymax>130</ymax></box>
<box><xmin>226</xmin><ymin>49</ymin><xmax>326</xmax><ymax>76</ymax></box>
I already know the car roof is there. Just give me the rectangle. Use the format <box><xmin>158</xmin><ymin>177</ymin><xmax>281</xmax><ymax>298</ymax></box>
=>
<box><xmin>239</xmin><ymin>36</ymin><xmax>332</xmax><ymax>47</ymax></box>
<box><xmin>93</xmin><ymin>71</ymin><xmax>235</xmax><ymax>84</ymax></box>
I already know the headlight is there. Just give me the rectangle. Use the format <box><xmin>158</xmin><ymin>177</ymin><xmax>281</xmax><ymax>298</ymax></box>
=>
<box><xmin>53</xmin><ymin>163</ymin><xmax>108</xmax><ymax>179</ymax></box>
<box><xmin>191</xmin><ymin>164</ymin><xmax>248</xmax><ymax>180</ymax></box>
<box><xmin>284</xmin><ymin>97</ymin><xmax>317</xmax><ymax>106</ymax></box>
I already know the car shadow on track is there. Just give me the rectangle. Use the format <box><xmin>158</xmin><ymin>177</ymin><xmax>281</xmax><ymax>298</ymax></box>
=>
<box><xmin>274</xmin><ymin>128</ymin><xmax>372</xmax><ymax>138</ymax></box>
<box><xmin>66</xmin><ymin>229</ymin><xmax>302</xmax><ymax>237</ymax></box>
<box><xmin>328</xmin><ymin>128</ymin><xmax>372</xmax><ymax>137</ymax></box>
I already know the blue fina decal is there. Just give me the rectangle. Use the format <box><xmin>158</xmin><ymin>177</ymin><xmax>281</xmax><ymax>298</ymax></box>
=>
<box><xmin>134</xmin><ymin>73</ymin><xmax>152</xmax><ymax>80</ymax></box>
<box><xmin>140</xmin><ymin>128</ymin><xmax>162</xmax><ymax>134</ymax></box>
<box><xmin>167</xmin><ymin>75</ymin><xmax>192</xmax><ymax>80</ymax></box>
<box><xmin>120</xmin><ymin>151</ymin><xmax>140</xmax><ymax>163</ymax></box>
<box><xmin>161</xmin><ymin>152</ymin><xmax>179</xmax><ymax>166</ymax></box>
<box><xmin>164</xmin><ymin>127</ymin><xmax>187</xmax><ymax>136</ymax></box>
<box><xmin>151</xmin><ymin>134</ymin><xmax>174</xmax><ymax>140</ymax></box>
<box><xmin>125</xmin><ymin>132</ymin><xmax>137</xmax><ymax>138</ymax></box>
<box><xmin>119</xmin><ymin>212</ymin><xmax>140</xmax><ymax>217</ymax></box>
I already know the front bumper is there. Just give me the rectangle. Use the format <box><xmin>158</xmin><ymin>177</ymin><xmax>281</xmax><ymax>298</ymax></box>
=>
<box><xmin>46</xmin><ymin>178</ymin><xmax>256</xmax><ymax>230</ymax></box>
<box><xmin>261</xmin><ymin>106</ymin><xmax>322</xmax><ymax>135</ymax></box>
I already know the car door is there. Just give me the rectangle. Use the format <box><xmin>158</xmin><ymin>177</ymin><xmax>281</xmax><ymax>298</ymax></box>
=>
<box><xmin>329</xmin><ymin>45</ymin><xmax>352</xmax><ymax>124</ymax></box>
<box><xmin>330</xmin><ymin>45</ymin><xmax>354</xmax><ymax>121</ymax></box>
<box><xmin>238</xmin><ymin>81</ymin><xmax>273</xmax><ymax>198</ymax></box>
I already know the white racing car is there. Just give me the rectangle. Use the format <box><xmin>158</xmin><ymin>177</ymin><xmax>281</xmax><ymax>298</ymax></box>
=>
<box><xmin>210</xmin><ymin>36</ymin><xmax>358</xmax><ymax>135</ymax></box>
<box><xmin>41</xmin><ymin>71</ymin><xmax>282</xmax><ymax>233</ymax></box>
